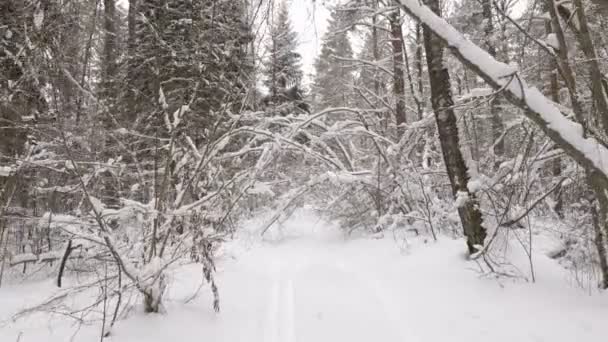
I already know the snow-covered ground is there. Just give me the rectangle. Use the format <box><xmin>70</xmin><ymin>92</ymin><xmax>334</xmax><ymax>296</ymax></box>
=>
<box><xmin>1</xmin><ymin>210</ymin><xmax>607</xmax><ymax>341</ymax></box>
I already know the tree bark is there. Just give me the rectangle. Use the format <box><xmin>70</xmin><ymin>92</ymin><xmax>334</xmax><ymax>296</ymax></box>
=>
<box><xmin>421</xmin><ymin>0</ymin><xmax>487</xmax><ymax>254</ymax></box>
<box><xmin>571</xmin><ymin>0</ymin><xmax>608</xmax><ymax>137</ymax></box>
<box><xmin>542</xmin><ymin>1</ymin><xmax>564</xmax><ymax>217</ymax></box>
<box><xmin>415</xmin><ymin>23</ymin><xmax>425</xmax><ymax>120</ymax></box>
<box><xmin>482</xmin><ymin>0</ymin><xmax>504</xmax><ymax>160</ymax></box>
<box><xmin>589</xmin><ymin>172</ymin><xmax>608</xmax><ymax>289</ymax></box>
<box><xmin>103</xmin><ymin>0</ymin><xmax>118</xmax><ymax>97</ymax></box>
<box><xmin>372</xmin><ymin>0</ymin><xmax>380</xmax><ymax>97</ymax></box>
<box><xmin>128</xmin><ymin>0</ymin><xmax>138</xmax><ymax>62</ymax></box>
<box><xmin>389</xmin><ymin>5</ymin><xmax>407</xmax><ymax>128</ymax></box>
<box><xmin>126</xmin><ymin>0</ymin><xmax>139</xmax><ymax>122</ymax></box>
<box><xmin>101</xmin><ymin>0</ymin><xmax>120</xmax><ymax>208</ymax></box>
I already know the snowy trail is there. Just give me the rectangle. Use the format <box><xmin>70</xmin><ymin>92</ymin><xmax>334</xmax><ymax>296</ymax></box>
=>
<box><xmin>291</xmin><ymin>261</ymin><xmax>406</xmax><ymax>342</ymax></box>
<box><xmin>236</xmin><ymin>241</ymin><xmax>409</xmax><ymax>342</ymax></box>
<box><xmin>263</xmin><ymin>262</ymin><xmax>296</xmax><ymax>342</ymax></box>
<box><xmin>2</xmin><ymin>211</ymin><xmax>608</xmax><ymax>342</ymax></box>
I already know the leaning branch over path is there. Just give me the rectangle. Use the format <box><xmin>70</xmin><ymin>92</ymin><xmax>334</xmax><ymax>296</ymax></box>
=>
<box><xmin>395</xmin><ymin>0</ymin><xmax>608</xmax><ymax>182</ymax></box>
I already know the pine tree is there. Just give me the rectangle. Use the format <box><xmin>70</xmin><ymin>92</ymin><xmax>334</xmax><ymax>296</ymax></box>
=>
<box><xmin>263</xmin><ymin>1</ymin><xmax>303</xmax><ymax>105</ymax></box>
<box><xmin>313</xmin><ymin>7</ymin><xmax>354</xmax><ymax>110</ymax></box>
<box><xmin>193</xmin><ymin>0</ymin><xmax>254</xmax><ymax>134</ymax></box>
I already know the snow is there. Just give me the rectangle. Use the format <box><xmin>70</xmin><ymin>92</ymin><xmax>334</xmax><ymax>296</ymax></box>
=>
<box><xmin>9</xmin><ymin>253</ymin><xmax>38</xmax><ymax>265</ymax></box>
<box><xmin>459</xmin><ymin>87</ymin><xmax>493</xmax><ymax>101</ymax></box>
<box><xmin>1</xmin><ymin>210</ymin><xmax>608</xmax><ymax>342</ymax></box>
<box><xmin>33</xmin><ymin>9</ymin><xmax>44</xmax><ymax>30</ymax></box>
<box><xmin>88</xmin><ymin>196</ymin><xmax>105</xmax><ymax>214</ymax></box>
<box><xmin>247</xmin><ymin>182</ymin><xmax>275</xmax><ymax>196</ymax></box>
<box><xmin>0</xmin><ymin>165</ymin><xmax>15</xmax><ymax>177</ymax></box>
<box><xmin>455</xmin><ymin>190</ymin><xmax>470</xmax><ymax>208</ymax></box>
<box><xmin>545</xmin><ymin>33</ymin><xmax>559</xmax><ymax>50</ymax></box>
<box><xmin>467</xmin><ymin>177</ymin><xmax>487</xmax><ymax>193</ymax></box>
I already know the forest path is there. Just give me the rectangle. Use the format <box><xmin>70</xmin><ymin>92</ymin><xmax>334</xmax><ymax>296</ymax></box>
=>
<box><xmin>2</xmin><ymin>210</ymin><xmax>608</xmax><ymax>342</ymax></box>
<box><xmin>110</xmin><ymin>209</ymin><xmax>608</xmax><ymax>342</ymax></box>
<box><xmin>258</xmin><ymin>244</ymin><xmax>409</xmax><ymax>342</ymax></box>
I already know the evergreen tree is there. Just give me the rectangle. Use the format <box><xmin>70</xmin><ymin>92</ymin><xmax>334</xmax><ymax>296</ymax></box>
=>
<box><xmin>312</xmin><ymin>7</ymin><xmax>354</xmax><ymax>110</ymax></box>
<box><xmin>355</xmin><ymin>28</ymin><xmax>390</xmax><ymax>107</ymax></box>
<box><xmin>123</xmin><ymin>0</ymin><xmax>253</xmax><ymax>141</ymax></box>
<box><xmin>262</xmin><ymin>1</ymin><xmax>303</xmax><ymax>105</ymax></box>
<box><xmin>0</xmin><ymin>0</ymin><xmax>57</xmax><ymax>160</ymax></box>
<box><xmin>194</xmin><ymin>0</ymin><xmax>254</xmax><ymax>121</ymax></box>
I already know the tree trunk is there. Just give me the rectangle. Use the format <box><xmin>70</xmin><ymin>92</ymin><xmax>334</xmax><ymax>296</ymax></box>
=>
<box><xmin>590</xmin><ymin>172</ymin><xmax>608</xmax><ymax>289</ymax></box>
<box><xmin>421</xmin><ymin>0</ymin><xmax>487</xmax><ymax>254</ymax></box>
<box><xmin>128</xmin><ymin>0</ymin><xmax>137</xmax><ymax>59</ymax></box>
<box><xmin>126</xmin><ymin>0</ymin><xmax>139</xmax><ymax>122</ymax></box>
<box><xmin>542</xmin><ymin>0</ymin><xmax>564</xmax><ymax>217</ymax></box>
<box><xmin>372</xmin><ymin>0</ymin><xmax>380</xmax><ymax>97</ymax></box>
<box><xmin>481</xmin><ymin>0</ymin><xmax>504</xmax><ymax>162</ymax></box>
<box><xmin>415</xmin><ymin>23</ymin><xmax>424</xmax><ymax>120</ymax></box>
<box><xmin>103</xmin><ymin>0</ymin><xmax>118</xmax><ymax>97</ymax></box>
<box><xmin>572</xmin><ymin>0</ymin><xmax>608</xmax><ymax>288</ymax></box>
<box><xmin>389</xmin><ymin>5</ymin><xmax>407</xmax><ymax>129</ymax></box>
<box><xmin>101</xmin><ymin>0</ymin><xmax>120</xmax><ymax>209</ymax></box>
<box><xmin>570</xmin><ymin>0</ymin><xmax>608</xmax><ymax>137</ymax></box>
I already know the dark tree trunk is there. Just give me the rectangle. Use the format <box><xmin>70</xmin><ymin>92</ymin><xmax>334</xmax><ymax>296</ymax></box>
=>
<box><xmin>103</xmin><ymin>0</ymin><xmax>118</xmax><ymax>97</ymax></box>
<box><xmin>372</xmin><ymin>0</ymin><xmax>380</xmax><ymax>96</ymax></box>
<box><xmin>415</xmin><ymin>23</ymin><xmax>424</xmax><ymax>120</ymax></box>
<box><xmin>126</xmin><ymin>0</ymin><xmax>139</xmax><ymax>123</ymax></box>
<box><xmin>421</xmin><ymin>0</ymin><xmax>487</xmax><ymax>254</ymax></box>
<box><xmin>101</xmin><ymin>0</ymin><xmax>120</xmax><ymax>209</ymax></box>
<box><xmin>389</xmin><ymin>5</ymin><xmax>407</xmax><ymax>129</ymax></box>
<box><xmin>570</xmin><ymin>0</ymin><xmax>608</xmax><ymax>136</ymax></box>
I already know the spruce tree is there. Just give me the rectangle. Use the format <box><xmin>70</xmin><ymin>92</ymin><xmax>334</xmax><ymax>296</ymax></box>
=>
<box><xmin>124</xmin><ymin>0</ymin><xmax>253</xmax><ymax>140</ymax></box>
<box><xmin>312</xmin><ymin>7</ymin><xmax>354</xmax><ymax>110</ymax></box>
<box><xmin>356</xmin><ymin>29</ymin><xmax>390</xmax><ymax>107</ymax></box>
<box><xmin>0</xmin><ymin>1</ymin><xmax>49</xmax><ymax>160</ymax></box>
<box><xmin>263</xmin><ymin>1</ymin><xmax>303</xmax><ymax>105</ymax></box>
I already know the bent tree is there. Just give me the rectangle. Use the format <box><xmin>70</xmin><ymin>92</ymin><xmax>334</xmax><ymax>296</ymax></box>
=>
<box><xmin>395</xmin><ymin>0</ymin><xmax>608</xmax><ymax>181</ymax></box>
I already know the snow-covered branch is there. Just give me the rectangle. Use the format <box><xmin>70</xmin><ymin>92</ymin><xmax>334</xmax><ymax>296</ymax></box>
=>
<box><xmin>395</xmin><ymin>0</ymin><xmax>608</xmax><ymax>181</ymax></box>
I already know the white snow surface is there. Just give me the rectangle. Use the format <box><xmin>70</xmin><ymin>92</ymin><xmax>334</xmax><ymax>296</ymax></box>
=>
<box><xmin>1</xmin><ymin>210</ymin><xmax>607</xmax><ymax>342</ymax></box>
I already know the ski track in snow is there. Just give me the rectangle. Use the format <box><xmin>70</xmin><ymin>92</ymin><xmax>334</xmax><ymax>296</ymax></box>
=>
<box><xmin>263</xmin><ymin>268</ymin><xmax>281</xmax><ymax>342</ymax></box>
<box><xmin>284</xmin><ymin>278</ymin><xmax>297</xmax><ymax>342</ymax></box>
<box><xmin>263</xmin><ymin>262</ymin><xmax>297</xmax><ymax>342</ymax></box>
